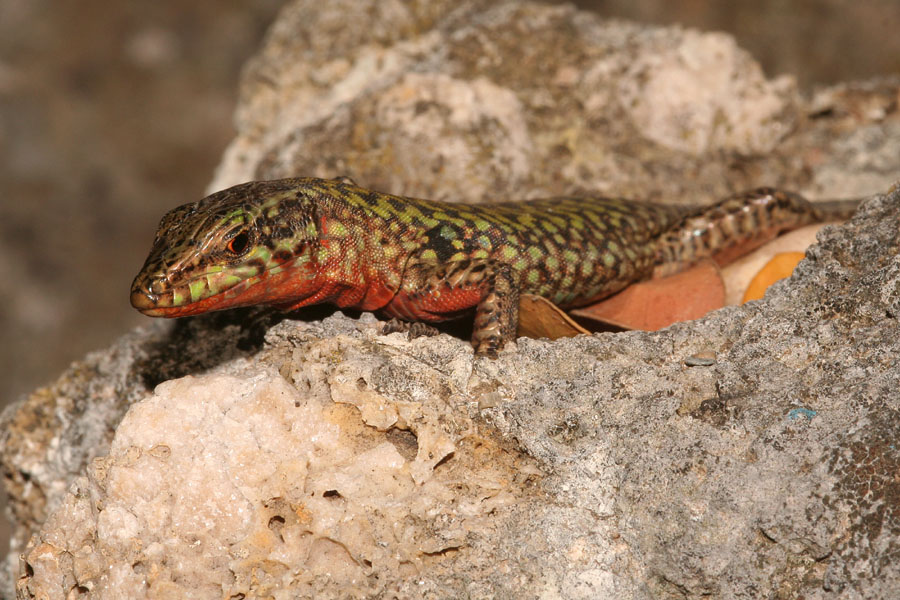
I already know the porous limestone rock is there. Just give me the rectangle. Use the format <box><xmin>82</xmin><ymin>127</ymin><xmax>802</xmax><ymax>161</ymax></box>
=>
<box><xmin>18</xmin><ymin>366</ymin><xmax>534</xmax><ymax>598</ymax></box>
<box><xmin>210</xmin><ymin>1</ymin><xmax>899</xmax><ymax>205</ymax></box>
<box><xmin>4</xmin><ymin>0</ymin><xmax>900</xmax><ymax>598</ymax></box>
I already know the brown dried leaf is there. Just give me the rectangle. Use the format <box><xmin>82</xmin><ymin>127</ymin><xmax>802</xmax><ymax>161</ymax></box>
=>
<box><xmin>517</xmin><ymin>294</ymin><xmax>588</xmax><ymax>340</ymax></box>
<box><xmin>570</xmin><ymin>260</ymin><xmax>726</xmax><ymax>331</ymax></box>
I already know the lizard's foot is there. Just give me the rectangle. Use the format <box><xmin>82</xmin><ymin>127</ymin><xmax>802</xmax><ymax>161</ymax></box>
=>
<box><xmin>381</xmin><ymin>318</ymin><xmax>408</xmax><ymax>335</ymax></box>
<box><xmin>473</xmin><ymin>338</ymin><xmax>501</xmax><ymax>359</ymax></box>
<box><xmin>381</xmin><ymin>318</ymin><xmax>440</xmax><ymax>340</ymax></box>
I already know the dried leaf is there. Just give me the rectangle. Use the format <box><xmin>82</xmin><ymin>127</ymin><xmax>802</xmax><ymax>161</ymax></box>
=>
<box><xmin>741</xmin><ymin>252</ymin><xmax>806</xmax><ymax>303</ymax></box>
<box><xmin>570</xmin><ymin>260</ymin><xmax>725</xmax><ymax>331</ymax></box>
<box><xmin>721</xmin><ymin>224</ymin><xmax>828</xmax><ymax>304</ymax></box>
<box><xmin>517</xmin><ymin>294</ymin><xmax>588</xmax><ymax>340</ymax></box>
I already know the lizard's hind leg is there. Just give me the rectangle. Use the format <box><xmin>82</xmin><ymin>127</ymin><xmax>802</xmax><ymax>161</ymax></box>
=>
<box><xmin>383</xmin><ymin>259</ymin><xmax>520</xmax><ymax>357</ymax></box>
<box><xmin>470</xmin><ymin>262</ymin><xmax>518</xmax><ymax>357</ymax></box>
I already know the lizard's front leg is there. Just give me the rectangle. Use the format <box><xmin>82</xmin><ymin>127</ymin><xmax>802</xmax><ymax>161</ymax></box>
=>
<box><xmin>382</xmin><ymin>259</ymin><xmax>519</xmax><ymax>357</ymax></box>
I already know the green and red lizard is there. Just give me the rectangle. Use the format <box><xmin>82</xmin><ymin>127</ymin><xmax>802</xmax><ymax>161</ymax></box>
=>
<box><xmin>131</xmin><ymin>177</ymin><xmax>857</xmax><ymax>356</ymax></box>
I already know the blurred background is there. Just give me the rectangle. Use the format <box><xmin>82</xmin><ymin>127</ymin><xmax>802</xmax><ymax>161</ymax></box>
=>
<box><xmin>1</xmin><ymin>0</ymin><xmax>898</xmax><ymax>552</ymax></box>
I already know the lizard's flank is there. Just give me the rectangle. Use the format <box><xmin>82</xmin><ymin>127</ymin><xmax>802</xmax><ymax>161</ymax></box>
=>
<box><xmin>131</xmin><ymin>177</ymin><xmax>857</xmax><ymax>356</ymax></box>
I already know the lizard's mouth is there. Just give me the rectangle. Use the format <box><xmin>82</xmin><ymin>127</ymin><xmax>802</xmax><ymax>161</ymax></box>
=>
<box><xmin>129</xmin><ymin>286</ymin><xmax>163</xmax><ymax>315</ymax></box>
<box><xmin>130</xmin><ymin>246</ymin><xmax>284</xmax><ymax>317</ymax></box>
<box><xmin>130</xmin><ymin>259</ymin><xmax>316</xmax><ymax>318</ymax></box>
<box><xmin>130</xmin><ymin>291</ymin><xmax>185</xmax><ymax>317</ymax></box>
<box><xmin>130</xmin><ymin>274</ymin><xmax>202</xmax><ymax>317</ymax></box>
<box><xmin>129</xmin><ymin>270</ymin><xmax>249</xmax><ymax>317</ymax></box>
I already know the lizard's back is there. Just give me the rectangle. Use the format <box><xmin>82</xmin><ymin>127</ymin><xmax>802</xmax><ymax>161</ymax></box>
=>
<box><xmin>379</xmin><ymin>191</ymin><xmax>689</xmax><ymax>308</ymax></box>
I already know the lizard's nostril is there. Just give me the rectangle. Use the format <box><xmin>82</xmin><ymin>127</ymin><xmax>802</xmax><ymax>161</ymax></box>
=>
<box><xmin>149</xmin><ymin>277</ymin><xmax>167</xmax><ymax>295</ymax></box>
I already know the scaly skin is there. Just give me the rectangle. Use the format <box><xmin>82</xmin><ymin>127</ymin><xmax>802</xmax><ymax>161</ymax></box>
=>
<box><xmin>131</xmin><ymin>177</ymin><xmax>857</xmax><ymax>356</ymax></box>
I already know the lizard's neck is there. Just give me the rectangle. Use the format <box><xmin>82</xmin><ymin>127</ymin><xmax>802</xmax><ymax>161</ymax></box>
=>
<box><xmin>298</xmin><ymin>198</ymin><xmax>416</xmax><ymax>312</ymax></box>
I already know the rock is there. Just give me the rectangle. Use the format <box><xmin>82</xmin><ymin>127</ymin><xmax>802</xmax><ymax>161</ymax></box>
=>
<box><xmin>18</xmin><ymin>366</ymin><xmax>531</xmax><ymax>598</ymax></box>
<box><xmin>4</xmin><ymin>0</ymin><xmax>900</xmax><ymax>598</ymax></box>
<box><xmin>210</xmin><ymin>1</ymin><xmax>899</xmax><ymax>204</ymax></box>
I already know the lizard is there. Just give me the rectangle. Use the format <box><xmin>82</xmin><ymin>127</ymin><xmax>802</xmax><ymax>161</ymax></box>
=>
<box><xmin>130</xmin><ymin>177</ymin><xmax>858</xmax><ymax>357</ymax></box>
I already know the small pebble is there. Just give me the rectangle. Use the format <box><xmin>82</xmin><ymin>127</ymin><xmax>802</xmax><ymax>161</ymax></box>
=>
<box><xmin>684</xmin><ymin>352</ymin><xmax>717</xmax><ymax>367</ymax></box>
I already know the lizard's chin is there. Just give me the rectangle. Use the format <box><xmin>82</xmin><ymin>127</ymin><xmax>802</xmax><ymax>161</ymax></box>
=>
<box><xmin>130</xmin><ymin>291</ymin><xmax>230</xmax><ymax>318</ymax></box>
<box><xmin>132</xmin><ymin>304</ymin><xmax>200</xmax><ymax>318</ymax></box>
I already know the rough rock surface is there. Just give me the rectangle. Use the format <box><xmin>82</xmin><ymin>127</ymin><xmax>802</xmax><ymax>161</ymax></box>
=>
<box><xmin>3</xmin><ymin>0</ymin><xmax>900</xmax><ymax>598</ymax></box>
<box><xmin>211</xmin><ymin>1</ymin><xmax>900</xmax><ymax>204</ymax></box>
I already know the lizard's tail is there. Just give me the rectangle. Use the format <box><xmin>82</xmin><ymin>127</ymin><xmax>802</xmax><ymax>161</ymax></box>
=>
<box><xmin>652</xmin><ymin>188</ymin><xmax>861</xmax><ymax>278</ymax></box>
<box><xmin>811</xmin><ymin>197</ymin><xmax>864</xmax><ymax>221</ymax></box>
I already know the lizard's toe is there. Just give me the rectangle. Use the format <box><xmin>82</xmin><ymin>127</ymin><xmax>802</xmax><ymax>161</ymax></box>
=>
<box><xmin>407</xmin><ymin>322</ymin><xmax>440</xmax><ymax>340</ymax></box>
<box><xmin>381</xmin><ymin>318</ymin><xmax>409</xmax><ymax>335</ymax></box>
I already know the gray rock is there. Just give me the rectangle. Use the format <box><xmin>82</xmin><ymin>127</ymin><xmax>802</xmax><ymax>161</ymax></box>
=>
<box><xmin>4</xmin><ymin>1</ymin><xmax>899</xmax><ymax>598</ymax></box>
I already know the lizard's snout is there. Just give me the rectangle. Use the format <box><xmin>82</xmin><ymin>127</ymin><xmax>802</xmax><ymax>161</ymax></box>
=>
<box><xmin>130</xmin><ymin>274</ymin><xmax>163</xmax><ymax>313</ymax></box>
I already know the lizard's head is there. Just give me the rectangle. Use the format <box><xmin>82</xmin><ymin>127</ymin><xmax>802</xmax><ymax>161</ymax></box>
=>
<box><xmin>130</xmin><ymin>179</ymin><xmax>321</xmax><ymax>317</ymax></box>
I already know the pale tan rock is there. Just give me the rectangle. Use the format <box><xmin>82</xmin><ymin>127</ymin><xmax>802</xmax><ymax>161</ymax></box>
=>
<box><xmin>617</xmin><ymin>31</ymin><xmax>795</xmax><ymax>155</ymax></box>
<box><xmin>17</xmin><ymin>367</ymin><xmax>534</xmax><ymax>598</ymax></box>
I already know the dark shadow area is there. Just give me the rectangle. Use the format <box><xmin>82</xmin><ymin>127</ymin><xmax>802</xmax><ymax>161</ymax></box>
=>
<box><xmin>133</xmin><ymin>304</ymin><xmax>366</xmax><ymax>389</ymax></box>
<box><xmin>132</xmin><ymin>307</ymin><xmax>278</xmax><ymax>390</ymax></box>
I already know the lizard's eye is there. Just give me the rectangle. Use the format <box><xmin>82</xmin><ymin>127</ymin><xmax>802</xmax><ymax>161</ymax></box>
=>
<box><xmin>226</xmin><ymin>231</ymin><xmax>251</xmax><ymax>255</ymax></box>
